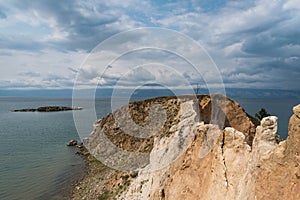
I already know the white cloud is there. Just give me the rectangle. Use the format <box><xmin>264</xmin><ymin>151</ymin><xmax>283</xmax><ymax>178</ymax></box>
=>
<box><xmin>0</xmin><ymin>0</ymin><xmax>299</xmax><ymax>90</ymax></box>
<box><xmin>283</xmin><ymin>0</ymin><xmax>300</xmax><ymax>10</ymax></box>
<box><xmin>151</xmin><ymin>0</ymin><xmax>300</xmax><ymax>89</ymax></box>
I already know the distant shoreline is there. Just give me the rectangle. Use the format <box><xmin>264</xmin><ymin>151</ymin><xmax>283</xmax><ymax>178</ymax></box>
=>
<box><xmin>1</xmin><ymin>88</ymin><xmax>300</xmax><ymax>99</ymax></box>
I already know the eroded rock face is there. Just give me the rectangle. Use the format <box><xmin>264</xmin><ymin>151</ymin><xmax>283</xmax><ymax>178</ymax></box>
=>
<box><xmin>84</xmin><ymin>95</ymin><xmax>257</xmax><ymax>158</ymax></box>
<box><xmin>254</xmin><ymin>104</ymin><xmax>300</xmax><ymax>200</ymax></box>
<box><xmin>293</xmin><ymin>104</ymin><xmax>300</xmax><ymax>118</ymax></box>
<box><xmin>82</xmin><ymin>95</ymin><xmax>299</xmax><ymax>200</ymax></box>
<box><xmin>118</xmin><ymin>104</ymin><xmax>300</xmax><ymax>200</ymax></box>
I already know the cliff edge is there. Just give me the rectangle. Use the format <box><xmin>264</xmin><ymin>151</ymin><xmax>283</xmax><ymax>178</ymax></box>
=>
<box><xmin>74</xmin><ymin>96</ymin><xmax>300</xmax><ymax>200</ymax></box>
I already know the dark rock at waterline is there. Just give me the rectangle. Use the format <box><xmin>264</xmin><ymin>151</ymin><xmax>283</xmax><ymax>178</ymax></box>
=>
<box><xmin>13</xmin><ymin>106</ymin><xmax>82</xmax><ymax>112</ymax></box>
<box><xmin>14</xmin><ymin>108</ymin><xmax>37</xmax><ymax>112</ymax></box>
<box><xmin>67</xmin><ymin>140</ymin><xmax>89</xmax><ymax>156</ymax></box>
<box><xmin>75</xmin><ymin>144</ymin><xmax>90</xmax><ymax>157</ymax></box>
<box><xmin>67</xmin><ymin>140</ymin><xmax>78</xmax><ymax>146</ymax></box>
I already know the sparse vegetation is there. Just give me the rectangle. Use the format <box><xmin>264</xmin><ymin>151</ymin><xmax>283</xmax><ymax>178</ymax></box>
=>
<box><xmin>255</xmin><ymin>108</ymin><xmax>270</xmax><ymax>120</ymax></box>
<box><xmin>98</xmin><ymin>190</ymin><xmax>112</xmax><ymax>200</ymax></box>
<box><xmin>130</xmin><ymin>172</ymin><xmax>138</xmax><ymax>178</ymax></box>
<box><xmin>115</xmin><ymin>174</ymin><xmax>131</xmax><ymax>196</ymax></box>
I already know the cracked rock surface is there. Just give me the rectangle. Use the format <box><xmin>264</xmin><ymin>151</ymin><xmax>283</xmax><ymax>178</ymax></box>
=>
<box><xmin>119</xmin><ymin>103</ymin><xmax>300</xmax><ymax>200</ymax></box>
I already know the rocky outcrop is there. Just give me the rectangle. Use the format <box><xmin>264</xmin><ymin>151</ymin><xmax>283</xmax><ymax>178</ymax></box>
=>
<box><xmin>199</xmin><ymin>95</ymin><xmax>259</xmax><ymax>145</ymax></box>
<box><xmin>118</xmin><ymin>103</ymin><xmax>300</xmax><ymax>200</ymax></box>
<box><xmin>253</xmin><ymin>104</ymin><xmax>300</xmax><ymax>200</ymax></box>
<box><xmin>67</xmin><ymin>140</ymin><xmax>78</xmax><ymax>146</ymax></box>
<box><xmin>79</xmin><ymin>96</ymin><xmax>299</xmax><ymax>200</ymax></box>
<box><xmin>84</xmin><ymin>95</ymin><xmax>257</xmax><ymax>157</ymax></box>
<box><xmin>13</xmin><ymin>106</ymin><xmax>82</xmax><ymax>112</ymax></box>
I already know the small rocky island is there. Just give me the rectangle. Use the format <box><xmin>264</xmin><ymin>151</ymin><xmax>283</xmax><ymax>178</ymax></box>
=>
<box><xmin>13</xmin><ymin>106</ymin><xmax>82</xmax><ymax>112</ymax></box>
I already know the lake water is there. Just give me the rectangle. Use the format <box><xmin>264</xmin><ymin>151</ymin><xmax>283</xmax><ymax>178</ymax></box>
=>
<box><xmin>236</xmin><ymin>98</ymin><xmax>299</xmax><ymax>139</ymax></box>
<box><xmin>0</xmin><ymin>96</ymin><xmax>299</xmax><ymax>200</ymax></box>
<box><xmin>0</xmin><ymin>97</ymin><xmax>87</xmax><ymax>200</ymax></box>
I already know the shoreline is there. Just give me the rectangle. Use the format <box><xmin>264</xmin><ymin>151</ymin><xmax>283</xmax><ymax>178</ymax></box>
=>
<box><xmin>66</xmin><ymin>146</ymin><xmax>90</xmax><ymax>200</ymax></box>
<box><xmin>70</xmin><ymin>146</ymin><xmax>133</xmax><ymax>200</ymax></box>
<box><xmin>70</xmin><ymin>146</ymin><xmax>116</xmax><ymax>200</ymax></box>
<box><xmin>54</xmin><ymin>147</ymin><xmax>89</xmax><ymax>200</ymax></box>
<box><xmin>64</xmin><ymin>158</ymin><xmax>89</xmax><ymax>200</ymax></box>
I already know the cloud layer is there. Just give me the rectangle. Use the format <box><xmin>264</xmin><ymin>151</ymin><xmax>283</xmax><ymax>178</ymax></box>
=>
<box><xmin>0</xmin><ymin>0</ymin><xmax>299</xmax><ymax>90</ymax></box>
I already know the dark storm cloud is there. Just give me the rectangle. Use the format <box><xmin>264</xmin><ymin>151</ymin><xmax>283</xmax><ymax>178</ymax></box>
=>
<box><xmin>210</xmin><ymin>1</ymin><xmax>300</xmax><ymax>89</ymax></box>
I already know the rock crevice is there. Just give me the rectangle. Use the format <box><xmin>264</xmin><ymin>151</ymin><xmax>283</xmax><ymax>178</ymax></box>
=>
<box><xmin>221</xmin><ymin>131</ymin><xmax>229</xmax><ymax>189</ymax></box>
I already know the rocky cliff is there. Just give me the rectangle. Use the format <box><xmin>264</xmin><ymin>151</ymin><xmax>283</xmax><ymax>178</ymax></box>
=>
<box><xmin>75</xmin><ymin>95</ymin><xmax>300</xmax><ymax>200</ymax></box>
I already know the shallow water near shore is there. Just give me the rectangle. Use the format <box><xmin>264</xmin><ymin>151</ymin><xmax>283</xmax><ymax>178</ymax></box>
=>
<box><xmin>0</xmin><ymin>96</ymin><xmax>298</xmax><ymax>200</ymax></box>
<box><xmin>0</xmin><ymin>97</ymin><xmax>86</xmax><ymax>200</ymax></box>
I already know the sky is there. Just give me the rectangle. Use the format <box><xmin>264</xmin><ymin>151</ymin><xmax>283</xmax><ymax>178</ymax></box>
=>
<box><xmin>0</xmin><ymin>0</ymin><xmax>299</xmax><ymax>90</ymax></box>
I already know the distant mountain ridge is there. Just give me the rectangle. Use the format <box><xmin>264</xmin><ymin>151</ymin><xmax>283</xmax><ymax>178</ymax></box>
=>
<box><xmin>0</xmin><ymin>88</ymin><xmax>299</xmax><ymax>99</ymax></box>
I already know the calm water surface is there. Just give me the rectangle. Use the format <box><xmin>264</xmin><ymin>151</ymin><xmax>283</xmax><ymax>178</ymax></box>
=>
<box><xmin>237</xmin><ymin>98</ymin><xmax>300</xmax><ymax>139</ymax></box>
<box><xmin>0</xmin><ymin>97</ymin><xmax>120</xmax><ymax>200</ymax></box>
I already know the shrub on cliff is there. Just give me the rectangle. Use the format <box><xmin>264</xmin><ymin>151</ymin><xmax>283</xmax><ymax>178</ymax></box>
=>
<box><xmin>255</xmin><ymin>108</ymin><xmax>270</xmax><ymax>120</ymax></box>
